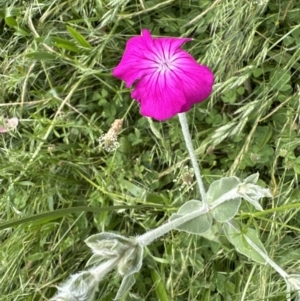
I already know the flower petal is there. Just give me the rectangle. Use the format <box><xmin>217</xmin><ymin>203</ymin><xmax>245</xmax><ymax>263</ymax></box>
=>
<box><xmin>171</xmin><ymin>51</ymin><xmax>214</xmax><ymax>110</ymax></box>
<box><xmin>132</xmin><ymin>71</ymin><xmax>187</xmax><ymax>121</ymax></box>
<box><xmin>131</xmin><ymin>55</ymin><xmax>213</xmax><ymax>120</ymax></box>
<box><xmin>113</xmin><ymin>30</ymin><xmax>192</xmax><ymax>88</ymax></box>
<box><xmin>112</xmin><ymin>29</ymin><xmax>214</xmax><ymax>121</ymax></box>
<box><xmin>113</xmin><ymin>31</ymin><xmax>155</xmax><ymax>88</ymax></box>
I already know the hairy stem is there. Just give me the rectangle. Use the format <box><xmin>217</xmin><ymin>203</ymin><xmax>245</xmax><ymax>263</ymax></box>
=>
<box><xmin>244</xmin><ymin>231</ymin><xmax>288</xmax><ymax>279</ymax></box>
<box><xmin>136</xmin><ymin>190</ymin><xmax>235</xmax><ymax>247</ymax></box>
<box><xmin>178</xmin><ymin>113</ymin><xmax>207</xmax><ymax>206</ymax></box>
<box><xmin>136</xmin><ymin>206</ymin><xmax>208</xmax><ymax>246</ymax></box>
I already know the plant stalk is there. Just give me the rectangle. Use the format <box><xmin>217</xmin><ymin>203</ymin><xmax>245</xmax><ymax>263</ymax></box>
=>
<box><xmin>136</xmin><ymin>188</ymin><xmax>244</xmax><ymax>247</ymax></box>
<box><xmin>136</xmin><ymin>206</ymin><xmax>208</xmax><ymax>246</ymax></box>
<box><xmin>178</xmin><ymin>113</ymin><xmax>207</xmax><ymax>206</ymax></box>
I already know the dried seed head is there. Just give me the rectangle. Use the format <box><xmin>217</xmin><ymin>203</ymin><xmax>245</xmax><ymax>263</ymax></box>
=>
<box><xmin>99</xmin><ymin>119</ymin><xmax>124</xmax><ymax>152</ymax></box>
<box><xmin>174</xmin><ymin>166</ymin><xmax>194</xmax><ymax>192</ymax></box>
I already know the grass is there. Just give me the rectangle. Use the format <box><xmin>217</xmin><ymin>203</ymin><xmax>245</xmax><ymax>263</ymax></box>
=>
<box><xmin>1</xmin><ymin>0</ymin><xmax>300</xmax><ymax>300</ymax></box>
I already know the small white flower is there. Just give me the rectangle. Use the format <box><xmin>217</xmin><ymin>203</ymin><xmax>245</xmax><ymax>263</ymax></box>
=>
<box><xmin>0</xmin><ymin>117</ymin><xmax>19</xmax><ymax>133</ymax></box>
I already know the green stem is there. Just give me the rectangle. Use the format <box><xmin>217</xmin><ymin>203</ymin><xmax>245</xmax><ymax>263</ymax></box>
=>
<box><xmin>178</xmin><ymin>113</ymin><xmax>207</xmax><ymax>206</ymax></box>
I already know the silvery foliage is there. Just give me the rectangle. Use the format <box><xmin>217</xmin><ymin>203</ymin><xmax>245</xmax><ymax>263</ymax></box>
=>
<box><xmin>50</xmin><ymin>271</ymin><xmax>99</xmax><ymax>301</ymax></box>
<box><xmin>51</xmin><ymin>233</ymin><xmax>143</xmax><ymax>301</ymax></box>
<box><xmin>51</xmin><ymin>173</ymin><xmax>285</xmax><ymax>300</ymax></box>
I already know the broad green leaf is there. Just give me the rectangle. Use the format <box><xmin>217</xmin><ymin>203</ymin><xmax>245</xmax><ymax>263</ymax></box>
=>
<box><xmin>294</xmin><ymin>157</ymin><xmax>300</xmax><ymax>174</ymax></box>
<box><xmin>212</xmin><ymin>198</ymin><xmax>241</xmax><ymax>222</ymax></box>
<box><xmin>115</xmin><ymin>274</ymin><xmax>136</xmax><ymax>300</ymax></box>
<box><xmin>151</xmin><ymin>269</ymin><xmax>170</xmax><ymax>301</ymax></box>
<box><xmin>283</xmin><ymin>36</ymin><xmax>295</xmax><ymax>47</ymax></box>
<box><xmin>145</xmin><ymin>192</ymin><xmax>166</xmax><ymax>204</ymax></box>
<box><xmin>221</xmin><ymin>90</ymin><xmax>237</xmax><ymax>104</ymax></box>
<box><xmin>207</xmin><ymin>177</ymin><xmax>240</xmax><ymax>205</ymax></box>
<box><xmin>279</xmin><ymin>84</ymin><xmax>292</xmax><ymax>92</ymax></box>
<box><xmin>119</xmin><ymin>179</ymin><xmax>144</xmax><ymax>197</ymax></box>
<box><xmin>256</xmin><ymin>126</ymin><xmax>273</xmax><ymax>150</ymax></box>
<box><xmin>169</xmin><ymin>200</ymin><xmax>212</xmax><ymax>234</ymax></box>
<box><xmin>26</xmin><ymin>52</ymin><xmax>57</xmax><ymax>60</ymax></box>
<box><xmin>270</xmin><ymin>71</ymin><xmax>291</xmax><ymax>91</ymax></box>
<box><xmin>15</xmin><ymin>27</ymin><xmax>31</xmax><ymax>37</ymax></box>
<box><xmin>198</xmin><ymin>224</ymin><xmax>222</xmax><ymax>243</ymax></box>
<box><xmin>5</xmin><ymin>16</ymin><xmax>17</xmax><ymax>27</ymax></box>
<box><xmin>253</xmin><ymin>68</ymin><xmax>263</xmax><ymax>78</ymax></box>
<box><xmin>237</xmin><ymin>86</ymin><xmax>245</xmax><ymax>95</ymax></box>
<box><xmin>223</xmin><ymin>222</ymin><xmax>267</xmax><ymax>264</ymax></box>
<box><xmin>66</xmin><ymin>25</ymin><xmax>92</xmax><ymax>48</ymax></box>
<box><xmin>51</xmin><ymin>37</ymin><xmax>80</xmax><ymax>52</ymax></box>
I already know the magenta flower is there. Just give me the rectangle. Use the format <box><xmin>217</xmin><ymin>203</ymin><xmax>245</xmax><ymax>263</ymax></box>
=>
<box><xmin>113</xmin><ymin>29</ymin><xmax>214</xmax><ymax>121</ymax></box>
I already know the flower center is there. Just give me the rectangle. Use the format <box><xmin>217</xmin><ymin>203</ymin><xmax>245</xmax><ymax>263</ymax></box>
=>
<box><xmin>157</xmin><ymin>59</ymin><xmax>173</xmax><ymax>72</ymax></box>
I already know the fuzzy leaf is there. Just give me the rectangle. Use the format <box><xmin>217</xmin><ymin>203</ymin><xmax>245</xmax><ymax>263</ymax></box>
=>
<box><xmin>117</xmin><ymin>243</ymin><xmax>144</xmax><ymax>276</ymax></box>
<box><xmin>114</xmin><ymin>274</ymin><xmax>136</xmax><ymax>300</ymax></box>
<box><xmin>51</xmin><ymin>271</ymin><xmax>99</xmax><ymax>301</ymax></box>
<box><xmin>169</xmin><ymin>200</ymin><xmax>212</xmax><ymax>234</ymax></box>
<box><xmin>223</xmin><ymin>222</ymin><xmax>267</xmax><ymax>264</ymax></box>
<box><xmin>86</xmin><ymin>232</ymin><xmax>133</xmax><ymax>248</ymax></box>
<box><xmin>212</xmin><ymin>198</ymin><xmax>241</xmax><ymax>222</ymax></box>
<box><xmin>243</xmin><ymin>173</ymin><xmax>259</xmax><ymax>184</ymax></box>
<box><xmin>85</xmin><ymin>232</ymin><xmax>134</xmax><ymax>259</ymax></box>
<box><xmin>86</xmin><ymin>254</ymin><xmax>105</xmax><ymax>267</ymax></box>
<box><xmin>198</xmin><ymin>224</ymin><xmax>222</xmax><ymax>243</ymax></box>
<box><xmin>176</xmin><ymin>199</ymin><xmax>203</xmax><ymax>214</ymax></box>
<box><xmin>237</xmin><ymin>176</ymin><xmax>272</xmax><ymax>211</ymax></box>
<box><xmin>207</xmin><ymin>177</ymin><xmax>241</xmax><ymax>206</ymax></box>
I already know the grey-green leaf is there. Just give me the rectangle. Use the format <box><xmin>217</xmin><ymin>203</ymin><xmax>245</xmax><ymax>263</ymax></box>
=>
<box><xmin>85</xmin><ymin>232</ymin><xmax>133</xmax><ymax>249</ymax></box>
<box><xmin>86</xmin><ymin>254</ymin><xmax>105</xmax><ymax>267</ymax></box>
<box><xmin>207</xmin><ymin>177</ymin><xmax>240</xmax><ymax>206</ymax></box>
<box><xmin>212</xmin><ymin>198</ymin><xmax>241</xmax><ymax>222</ymax></box>
<box><xmin>176</xmin><ymin>199</ymin><xmax>203</xmax><ymax>214</ymax></box>
<box><xmin>223</xmin><ymin>222</ymin><xmax>267</xmax><ymax>264</ymax></box>
<box><xmin>117</xmin><ymin>243</ymin><xmax>144</xmax><ymax>276</ymax></box>
<box><xmin>169</xmin><ymin>200</ymin><xmax>212</xmax><ymax>234</ymax></box>
<box><xmin>237</xmin><ymin>181</ymin><xmax>271</xmax><ymax>211</ymax></box>
<box><xmin>85</xmin><ymin>232</ymin><xmax>133</xmax><ymax>256</ymax></box>
<box><xmin>114</xmin><ymin>274</ymin><xmax>136</xmax><ymax>300</ymax></box>
<box><xmin>198</xmin><ymin>224</ymin><xmax>222</xmax><ymax>243</ymax></box>
<box><xmin>243</xmin><ymin>173</ymin><xmax>259</xmax><ymax>184</ymax></box>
